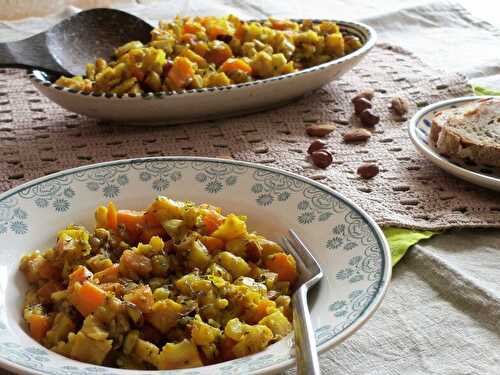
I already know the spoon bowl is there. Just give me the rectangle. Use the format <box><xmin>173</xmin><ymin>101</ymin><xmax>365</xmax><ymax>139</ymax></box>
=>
<box><xmin>0</xmin><ymin>8</ymin><xmax>153</xmax><ymax>76</ymax></box>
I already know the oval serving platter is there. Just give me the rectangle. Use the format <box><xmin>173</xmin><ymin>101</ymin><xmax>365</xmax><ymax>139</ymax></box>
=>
<box><xmin>29</xmin><ymin>20</ymin><xmax>376</xmax><ymax>125</ymax></box>
<box><xmin>409</xmin><ymin>96</ymin><xmax>500</xmax><ymax>192</ymax></box>
<box><xmin>0</xmin><ymin>157</ymin><xmax>390</xmax><ymax>375</ymax></box>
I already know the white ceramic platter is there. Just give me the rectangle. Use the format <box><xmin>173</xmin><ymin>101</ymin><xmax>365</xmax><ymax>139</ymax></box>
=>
<box><xmin>29</xmin><ymin>20</ymin><xmax>376</xmax><ymax>125</ymax></box>
<box><xmin>0</xmin><ymin>157</ymin><xmax>390</xmax><ymax>375</ymax></box>
<box><xmin>409</xmin><ymin>96</ymin><xmax>500</xmax><ymax>192</ymax></box>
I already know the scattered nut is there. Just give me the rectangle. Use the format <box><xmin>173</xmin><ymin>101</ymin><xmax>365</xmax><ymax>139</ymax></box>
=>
<box><xmin>357</xmin><ymin>163</ymin><xmax>379</xmax><ymax>179</ymax></box>
<box><xmin>343</xmin><ymin>128</ymin><xmax>372</xmax><ymax>143</ymax></box>
<box><xmin>359</xmin><ymin>109</ymin><xmax>380</xmax><ymax>127</ymax></box>
<box><xmin>311</xmin><ymin>150</ymin><xmax>333</xmax><ymax>169</ymax></box>
<box><xmin>352</xmin><ymin>88</ymin><xmax>375</xmax><ymax>102</ymax></box>
<box><xmin>353</xmin><ymin>97</ymin><xmax>372</xmax><ymax>115</ymax></box>
<box><xmin>390</xmin><ymin>96</ymin><xmax>409</xmax><ymax>116</ymax></box>
<box><xmin>305</xmin><ymin>123</ymin><xmax>335</xmax><ymax>137</ymax></box>
<box><xmin>307</xmin><ymin>140</ymin><xmax>327</xmax><ymax>154</ymax></box>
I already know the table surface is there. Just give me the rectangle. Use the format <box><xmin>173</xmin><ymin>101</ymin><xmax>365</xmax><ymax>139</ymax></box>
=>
<box><xmin>1</xmin><ymin>1</ymin><xmax>500</xmax><ymax>374</ymax></box>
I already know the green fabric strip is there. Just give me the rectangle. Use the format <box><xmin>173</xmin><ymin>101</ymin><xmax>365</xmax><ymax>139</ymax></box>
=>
<box><xmin>472</xmin><ymin>85</ymin><xmax>500</xmax><ymax>96</ymax></box>
<box><xmin>384</xmin><ymin>228</ymin><xmax>438</xmax><ymax>265</ymax></box>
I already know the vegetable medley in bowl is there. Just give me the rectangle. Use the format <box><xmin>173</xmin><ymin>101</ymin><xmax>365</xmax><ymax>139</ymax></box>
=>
<box><xmin>55</xmin><ymin>15</ymin><xmax>363</xmax><ymax>94</ymax></box>
<box><xmin>19</xmin><ymin>196</ymin><xmax>298</xmax><ymax>370</ymax></box>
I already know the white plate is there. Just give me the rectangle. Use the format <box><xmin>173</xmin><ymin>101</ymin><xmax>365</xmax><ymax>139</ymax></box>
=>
<box><xmin>408</xmin><ymin>96</ymin><xmax>500</xmax><ymax>192</ymax></box>
<box><xmin>0</xmin><ymin>157</ymin><xmax>390</xmax><ymax>375</ymax></box>
<box><xmin>29</xmin><ymin>20</ymin><xmax>376</xmax><ymax>125</ymax></box>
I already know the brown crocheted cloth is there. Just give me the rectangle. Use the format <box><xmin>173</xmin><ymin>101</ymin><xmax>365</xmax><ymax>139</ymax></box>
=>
<box><xmin>0</xmin><ymin>43</ymin><xmax>498</xmax><ymax>229</ymax></box>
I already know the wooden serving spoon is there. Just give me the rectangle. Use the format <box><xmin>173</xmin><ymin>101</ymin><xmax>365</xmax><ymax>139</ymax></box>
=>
<box><xmin>0</xmin><ymin>8</ymin><xmax>153</xmax><ymax>76</ymax></box>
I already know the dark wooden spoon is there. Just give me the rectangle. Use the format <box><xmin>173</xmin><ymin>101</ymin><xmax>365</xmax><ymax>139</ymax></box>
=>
<box><xmin>0</xmin><ymin>8</ymin><xmax>153</xmax><ymax>76</ymax></box>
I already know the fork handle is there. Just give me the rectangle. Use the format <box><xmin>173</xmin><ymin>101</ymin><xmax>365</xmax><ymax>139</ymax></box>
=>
<box><xmin>293</xmin><ymin>285</ymin><xmax>321</xmax><ymax>375</ymax></box>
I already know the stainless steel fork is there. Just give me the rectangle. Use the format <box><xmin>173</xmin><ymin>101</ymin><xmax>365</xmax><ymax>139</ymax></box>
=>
<box><xmin>282</xmin><ymin>229</ymin><xmax>324</xmax><ymax>375</ymax></box>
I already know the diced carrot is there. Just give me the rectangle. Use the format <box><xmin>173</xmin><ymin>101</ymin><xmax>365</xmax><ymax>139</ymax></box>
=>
<box><xmin>168</xmin><ymin>57</ymin><xmax>194</xmax><ymax>90</ymax></box>
<box><xmin>234</xmin><ymin>25</ymin><xmax>245</xmax><ymax>40</ymax></box>
<box><xmin>219</xmin><ymin>336</ymin><xmax>237</xmax><ymax>361</ymax></box>
<box><xmin>207</xmin><ymin>24</ymin><xmax>228</xmax><ymax>40</ymax></box>
<box><xmin>28</xmin><ymin>314</ymin><xmax>51</xmax><ymax>343</ymax></box>
<box><xmin>183</xmin><ymin>22</ymin><xmax>201</xmax><ymax>34</ymax></box>
<box><xmin>140</xmin><ymin>226</ymin><xmax>167</xmax><ymax>243</ymax></box>
<box><xmin>69</xmin><ymin>265</ymin><xmax>93</xmax><ymax>285</ymax></box>
<box><xmin>200</xmin><ymin>236</ymin><xmax>224</xmax><ymax>253</ymax></box>
<box><xmin>124</xmin><ymin>285</ymin><xmax>154</xmax><ymax>313</ymax></box>
<box><xmin>205</xmin><ymin>45</ymin><xmax>233</xmax><ymax>66</ymax></box>
<box><xmin>199</xmin><ymin>17</ymin><xmax>210</xmax><ymax>27</ymax></box>
<box><xmin>107</xmin><ymin>202</ymin><xmax>118</xmax><ymax>231</ymax></box>
<box><xmin>93</xmin><ymin>263</ymin><xmax>119</xmax><ymax>283</ymax></box>
<box><xmin>245</xmin><ymin>299</ymin><xmax>275</xmax><ymax>324</ymax></box>
<box><xmin>270</xmin><ymin>19</ymin><xmax>296</xmax><ymax>30</ymax></box>
<box><xmin>37</xmin><ymin>280</ymin><xmax>63</xmax><ymax>303</ymax></box>
<box><xmin>70</xmin><ymin>281</ymin><xmax>107</xmax><ymax>317</ymax></box>
<box><xmin>144</xmin><ymin>210</ymin><xmax>161</xmax><ymax>227</ymax></box>
<box><xmin>181</xmin><ymin>33</ymin><xmax>197</xmax><ymax>44</ymax></box>
<box><xmin>203</xmin><ymin>211</ymin><xmax>224</xmax><ymax>234</ymax></box>
<box><xmin>220</xmin><ymin>58</ymin><xmax>252</xmax><ymax>74</ymax></box>
<box><xmin>129</xmin><ymin>66</ymin><xmax>145</xmax><ymax>81</ymax></box>
<box><xmin>117</xmin><ymin>209</ymin><xmax>145</xmax><ymax>243</ymax></box>
<box><xmin>116</xmin><ymin>210</ymin><xmax>145</xmax><ymax>229</ymax></box>
<box><xmin>38</xmin><ymin>259</ymin><xmax>59</xmax><ymax>280</ymax></box>
<box><xmin>264</xmin><ymin>253</ymin><xmax>298</xmax><ymax>283</ymax></box>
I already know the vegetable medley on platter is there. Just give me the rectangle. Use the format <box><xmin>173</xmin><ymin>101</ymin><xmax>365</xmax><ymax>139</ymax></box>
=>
<box><xmin>19</xmin><ymin>197</ymin><xmax>298</xmax><ymax>370</ymax></box>
<box><xmin>55</xmin><ymin>15</ymin><xmax>363</xmax><ymax>94</ymax></box>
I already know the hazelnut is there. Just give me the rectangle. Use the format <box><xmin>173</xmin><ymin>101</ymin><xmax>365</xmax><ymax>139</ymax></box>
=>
<box><xmin>353</xmin><ymin>97</ymin><xmax>372</xmax><ymax>115</ymax></box>
<box><xmin>352</xmin><ymin>88</ymin><xmax>375</xmax><ymax>102</ymax></box>
<box><xmin>359</xmin><ymin>109</ymin><xmax>380</xmax><ymax>127</ymax></box>
<box><xmin>357</xmin><ymin>163</ymin><xmax>379</xmax><ymax>179</ymax></box>
<box><xmin>311</xmin><ymin>150</ymin><xmax>333</xmax><ymax>169</ymax></box>
<box><xmin>390</xmin><ymin>96</ymin><xmax>409</xmax><ymax>116</ymax></box>
<box><xmin>307</xmin><ymin>140</ymin><xmax>327</xmax><ymax>154</ymax></box>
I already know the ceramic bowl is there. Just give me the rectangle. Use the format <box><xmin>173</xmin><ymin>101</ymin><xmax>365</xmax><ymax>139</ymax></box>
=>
<box><xmin>0</xmin><ymin>157</ymin><xmax>390</xmax><ymax>375</ymax></box>
<box><xmin>409</xmin><ymin>96</ymin><xmax>500</xmax><ymax>192</ymax></box>
<box><xmin>29</xmin><ymin>20</ymin><xmax>376</xmax><ymax>125</ymax></box>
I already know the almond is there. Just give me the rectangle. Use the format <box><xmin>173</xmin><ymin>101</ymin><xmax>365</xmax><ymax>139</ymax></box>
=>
<box><xmin>305</xmin><ymin>123</ymin><xmax>335</xmax><ymax>137</ymax></box>
<box><xmin>343</xmin><ymin>128</ymin><xmax>372</xmax><ymax>143</ymax></box>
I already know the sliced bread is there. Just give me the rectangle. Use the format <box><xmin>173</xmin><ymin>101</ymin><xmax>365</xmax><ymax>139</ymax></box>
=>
<box><xmin>430</xmin><ymin>97</ymin><xmax>500</xmax><ymax>167</ymax></box>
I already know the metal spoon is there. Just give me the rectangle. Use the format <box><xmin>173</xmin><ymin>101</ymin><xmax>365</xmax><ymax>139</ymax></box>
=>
<box><xmin>282</xmin><ymin>229</ymin><xmax>324</xmax><ymax>375</ymax></box>
<box><xmin>0</xmin><ymin>8</ymin><xmax>153</xmax><ymax>76</ymax></box>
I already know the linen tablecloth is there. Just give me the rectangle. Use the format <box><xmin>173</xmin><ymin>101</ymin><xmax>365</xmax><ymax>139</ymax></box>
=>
<box><xmin>1</xmin><ymin>1</ymin><xmax>500</xmax><ymax>374</ymax></box>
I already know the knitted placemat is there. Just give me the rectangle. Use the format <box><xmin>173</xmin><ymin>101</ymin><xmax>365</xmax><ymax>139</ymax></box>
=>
<box><xmin>0</xmin><ymin>43</ymin><xmax>498</xmax><ymax>230</ymax></box>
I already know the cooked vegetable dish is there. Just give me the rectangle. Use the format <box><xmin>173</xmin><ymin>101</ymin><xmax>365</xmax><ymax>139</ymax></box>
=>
<box><xmin>55</xmin><ymin>15</ymin><xmax>363</xmax><ymax>94</ymax></box>
<box><xmin>19</xmin><ymin>197</ymin><xmax>298</xmax><ymax>370</ymax></box>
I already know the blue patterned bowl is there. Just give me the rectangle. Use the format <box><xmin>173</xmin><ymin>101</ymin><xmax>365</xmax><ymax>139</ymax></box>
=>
<box><xmin>0</xmin><ymin>157</ymin><xmax>391</xmax><ymax>375</ymax></box>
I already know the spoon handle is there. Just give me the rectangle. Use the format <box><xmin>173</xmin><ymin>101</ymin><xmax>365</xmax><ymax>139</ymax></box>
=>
<box><xmin>292</xmin><ymin>285</ymin><xmax>321</xmax><ymax>375</ymax></box>
<box><xmin>0</xmin><ymin>34</ymin><xmax>66</xmax><ymax>74</ymax></box>
<box><xmin>0</xmin><ymin>42</ymin><xmax>23</xmax><ymax>68</ymax></box>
